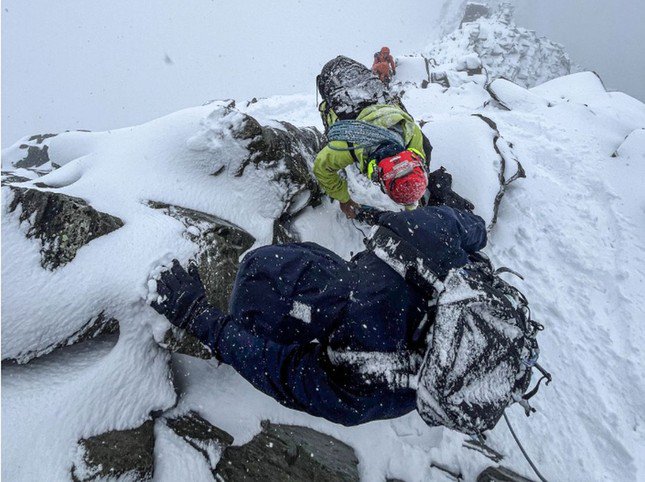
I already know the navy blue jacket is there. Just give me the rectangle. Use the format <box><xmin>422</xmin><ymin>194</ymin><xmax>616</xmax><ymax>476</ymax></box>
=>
<box><xmin>192</xmin><ymin>206</ymin><xmax>486</xmax><ymax>426</ymax></box>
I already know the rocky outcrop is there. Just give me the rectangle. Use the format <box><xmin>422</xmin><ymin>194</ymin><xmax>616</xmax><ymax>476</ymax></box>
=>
<box><xmin>231</xmin><ymin>112</ymin><xmax>325</xmax><ymax>242</ymax></box>
<box><xmin>472</xmin><ymin>114</ymin><xmax>526</xmax><ymax>230</ymax></box>
<box><xmin>3</xmin><ymin>312</ymin><xmax>119</xmax><ymax>364</ymax></box>
<box><xmin>1</xmin><ymin>172</ymin><xmax>31</xmax><ymax>185</ymax></box>
<box><xmin>164</xmin><ymin>411</ymin><xmax>234</xmax><ymax>472</ymax></box>
<box><xmin>461</xmin><ymin>2</ymin><xmax>490</xmax><ymax>27</ymax></box>
<box><xmin>147</xmin><ymin>201</ymin><xmax>255</xmax><ymax>312</ymax></box>
<box><xmin>7</xmin><ymin>187</ymin><xmax>124</xmax><ymax>270</ymax></box>
<box><xmin>71</xmin><ymin>420</ymin><xmax>155</xmax><ymax>482</ymax></box>
<box><xmin>426</xmin><ymin>3</ymin><xmax>572</xmax><ymax>88</ymax></box>
<box><xmin>148</xmin><ymin>201</ymin><xmax>256</xmax><ymax>359</ymax></box>
<box><xmin>14</xmin><ymin>133</ymin><xmax>58</xmax><ymax>169</ymax></box>
<box><xmin>214</xmin><ymin>421</ymin><xmax>359</xmax><ymax>481</ymax></box>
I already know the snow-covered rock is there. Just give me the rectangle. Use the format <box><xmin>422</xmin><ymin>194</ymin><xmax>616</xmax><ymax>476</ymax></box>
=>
<box><xmin>424</xmin><ymin>3</ymin><xmax>573</xmax><ymax>88</ymax></box>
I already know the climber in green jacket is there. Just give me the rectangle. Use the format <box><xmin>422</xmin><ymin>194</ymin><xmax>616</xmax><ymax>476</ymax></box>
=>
<box><xmin>313</xmin><ymin>103</ymin><xmax>430</xmax><ymax>218</ymax></box>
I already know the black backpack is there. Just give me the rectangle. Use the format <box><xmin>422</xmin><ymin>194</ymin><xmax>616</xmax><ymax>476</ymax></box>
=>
<box><xmin>317</xmin><ymin>56</ymin><xmax>392</xmax><ymax>127</ymax></box>
<box><xmin>367</xmin><ymin>225</ymin><xmax>549</xmax><ymax>436</ymax></box>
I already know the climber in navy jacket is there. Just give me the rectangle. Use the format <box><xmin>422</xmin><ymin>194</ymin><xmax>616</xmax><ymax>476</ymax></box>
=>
<box><xmin>151</xmin><ymin>203</ymin><xmax>486</xmax><ymax>426</ymax></box>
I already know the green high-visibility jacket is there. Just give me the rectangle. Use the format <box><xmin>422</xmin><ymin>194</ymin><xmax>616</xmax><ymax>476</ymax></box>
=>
<box><xmin>313</xmin><ymin>104</ymin><xmax>425</xmax><ymax>203</ymax></box>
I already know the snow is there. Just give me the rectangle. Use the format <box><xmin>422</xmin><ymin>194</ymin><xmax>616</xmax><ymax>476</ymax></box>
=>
<box><xmin>487</xmin><ymin>78</ymin><xmax>550</xmax><ymax>112</ymax></box>
<box><xmin>289</xmin><ymin>301</ymin><xmax>312</xmax><ymax>324</ymax></box>
<box><xmin>2</xmin><ymin>25</ymin><xmax>645</xmax><ymax>482</ymax></box>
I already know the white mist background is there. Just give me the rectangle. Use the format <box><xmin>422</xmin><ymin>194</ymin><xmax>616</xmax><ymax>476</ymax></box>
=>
<box><xmin>2</xmin><ymin>0</ymin><xmax>644</xmax><ymax>146</ymax></box>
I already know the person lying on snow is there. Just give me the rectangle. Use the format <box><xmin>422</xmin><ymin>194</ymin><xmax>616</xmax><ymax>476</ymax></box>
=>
<box><xmin>150</xmin><ymin>186</ymin><xmax>545</xmax><ymax>435</ymax></box>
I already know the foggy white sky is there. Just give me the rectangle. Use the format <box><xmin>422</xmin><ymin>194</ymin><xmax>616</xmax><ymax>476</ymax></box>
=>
<box><xmin>2</xmin><ymin>0</ymin><xmax>644</xmax><ymax>146</ymax></box>
<box><xmin>1</xmin><ymin>0</ymin><xmax>443</xmax><ymax>145</ymax></box>
<box><xmin>513</xmin><ymin>0</ymin><xmax>645</xmax><ymax>101</ymax></box>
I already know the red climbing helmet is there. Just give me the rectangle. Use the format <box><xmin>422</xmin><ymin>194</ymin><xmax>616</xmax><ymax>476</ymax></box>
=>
<box><xmin>375</xmin><ymin>150</ymin><xmax>428</xmax><ymax>205</ymax></box>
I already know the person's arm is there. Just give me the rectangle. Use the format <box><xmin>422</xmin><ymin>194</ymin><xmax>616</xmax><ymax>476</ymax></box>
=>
<box><xmin>150</xmin><ymin>261</ymin><xmax>374</xmax><ymax>425</ymax></box>
<box><xmin>388</xmin><ymin>55</ymin><xmax>396</xmax><ymax>74</ymax></box>
<box><xmin>372</xmin><ymin>53</ymin><xmax>380</xmax><ymax>70</ymax></box>
<box><xmin>407</xmin><ymin>123</ymin><xmax>426</xmax><ymax>159</ymax></box>
<box><xmin>313</xmin><ymin>146</ymin><xmax>355</xmax><ymax>203</ymax></box>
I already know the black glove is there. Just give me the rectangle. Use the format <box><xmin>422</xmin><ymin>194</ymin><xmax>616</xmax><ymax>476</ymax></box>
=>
<box><xmin>426</xmin><ymin>167</ymin><xmax>475</xmax><ymax>212</ymax></box>
<box><xmin>150</xmin><ymin>260</ymin><xmax>207</xmax><ymax>329</ymax></box>
<box><xmin>355</xmin><ymin>204</ymin><xmax>387</xmax><ymax>225</ymax></box>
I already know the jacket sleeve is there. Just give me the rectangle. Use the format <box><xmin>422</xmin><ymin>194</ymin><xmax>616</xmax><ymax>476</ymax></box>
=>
<box><xmin>388</xmin><ymin>55</ymin><xmax>396</xmax><ymax>73</ymax></box>
<box><xmin>199</xmin><ymin>315</ymin><xmax>374</xmax><ymax>426</ymax></box>
<box><xmin>407</xmin><ymin>123</ymin><xmax>426</xmax><ymax>159</ymax></box>
<box><xmin>313</xmin><ymin>146</ymin><xmax>356</xmax><ymax>203</ymax></box>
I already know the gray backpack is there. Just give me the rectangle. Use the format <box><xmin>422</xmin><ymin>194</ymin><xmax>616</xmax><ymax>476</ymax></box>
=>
<box><xmin>368</xmin><ymin>226</ymin><xmax>548</xmax><ymax>436</ymax></box>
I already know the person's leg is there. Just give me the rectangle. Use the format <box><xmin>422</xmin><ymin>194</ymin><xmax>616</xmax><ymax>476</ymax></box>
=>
<box><xmin>229</xmin><ymin>243</ymin><xmax>356</xmax><ymax>345</ymax></box>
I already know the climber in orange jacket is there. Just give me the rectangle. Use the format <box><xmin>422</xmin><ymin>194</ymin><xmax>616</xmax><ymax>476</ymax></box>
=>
<box><xmin>372</xmin><ymin>46</ymin><xmax>396</xmax><ymax>83</ymax></box>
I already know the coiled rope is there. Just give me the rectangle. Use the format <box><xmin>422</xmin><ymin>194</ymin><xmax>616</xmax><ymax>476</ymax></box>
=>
<box><xmin>326</xmin><ymin>120</ymin><xmax>404</xmax><ymax>152</ymax></box>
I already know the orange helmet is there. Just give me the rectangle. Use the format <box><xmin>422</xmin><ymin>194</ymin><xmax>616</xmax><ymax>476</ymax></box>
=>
<box><xmin>381</xmin><ymin>46</ymin><xmax>390</xmax><ymax>55</ymax></box>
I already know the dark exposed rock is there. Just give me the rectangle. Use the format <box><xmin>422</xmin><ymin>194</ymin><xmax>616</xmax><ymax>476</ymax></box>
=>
<box><xmin>214</xmin><ymin>420</ymin><xmax>360</xmax><ymax>481</ymax></box>
<box><xmin>477</xmin><ymin>466</ymin><xmax>535</xmax><ymax>482</ymax></box>
<box><xmin>14</xmin><ymin>133</ymin><xmax>57</xmax><ymax>169</ymax></box>
<box><xmin>1</xmin><ymin>171</ymin><xmax>31</xmax><ymax>185</ymax></box>
<box><xmin>164</xmin><ymin>411</ymin><xmax>234</xmax><ymax>471</ymax></box>
<box><xmin>3</xmin><ymin>312</ymin><xmax>119</xmax><ymax>364</ymax></box>
<box><xmin>431</xmin><ymin>71</ymin><xmax>451</xmax><ymax>88</ymax></box>
<box><xmin>14</xmin><ymin>145</ymin><xmax>51</xmax><ymax>169</ymax></box>
<box><xmin>71</xmin><ymin>420</ymin><xmax>155</xmax><ymax>482</ymax></box>
<box><xmin>162</xmin><ymin>326</ymin><xmax>213</xmax><ymax>360</ymax></box>
<box><xmin>147</xmin><ymin>201</ymin><xmax>255</xmax><ymax>313</ymax></box>
<box><xmin>273</xmin><ymin>216</ymin><xmax>300</xmax><ymax>244</ymax></box>
<box><xmin>471</xmin><ymin>114</ymin><xmax>526</xmax><ymax>230</ymax></box>
<box><xmin>7</xmin><ymin>187</ymin><xmax>124</xmax><ymax>270</ymax></box>
<box><xmin>461</xmin><ymin>2</ymin><xmax>490</xmax><ymax>27</ymax></box>
<box><xmin>27</xmin><ymin>133</ymin><xmax>58</xmax><ymax>143</ymax></box>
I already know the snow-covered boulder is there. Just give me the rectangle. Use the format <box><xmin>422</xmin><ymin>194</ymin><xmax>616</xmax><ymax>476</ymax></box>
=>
<box><xmin>1</xmin><ymin>104</ymin><xmax>325</xmax><ymax>364</ymax></box>
<box><xmin>487</xmin><ymin>78</ymin><xmax>551</xmax><ymax>111</ymax></box>
<box><xmin>7</xmin><ymin>187</ymin><xmax>124</xmax><ymax>270</ymax></box>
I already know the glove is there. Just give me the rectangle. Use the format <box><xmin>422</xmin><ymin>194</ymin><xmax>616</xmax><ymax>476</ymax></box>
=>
<box><xmin>151</xmin><ymin>259</ymin><xmax>207</xmax><ymax>329</ymax></box>
<box><xmin>426</xmin><ymin>167</ymin><xmax>475</xmax><ymax>212</ymax></box>
<box><xmin>355</xmin><ymin>204</ymin><xmax>387</xmax><ymax>225</ymax></box>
